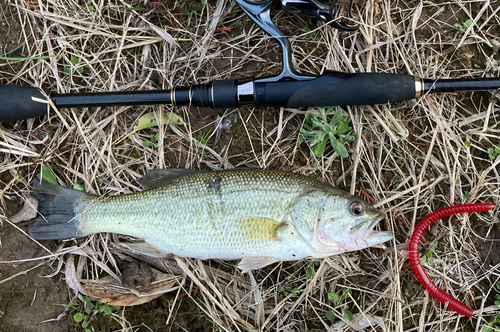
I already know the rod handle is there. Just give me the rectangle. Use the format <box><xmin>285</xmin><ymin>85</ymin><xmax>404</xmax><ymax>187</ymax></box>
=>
<box><xmin>0</xmin><ymin>85</ymin><xmax>48</xmax><ymax>122</ymax></box>
<box><xmin>256</xmin><ymin>71</ymin><xmax>418</xmax><ymax>108</ymax></box>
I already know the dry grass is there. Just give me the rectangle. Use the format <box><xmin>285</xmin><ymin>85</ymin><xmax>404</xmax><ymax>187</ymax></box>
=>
<box><xmin>0</xmin><ymin>0</ymin><xmax>499</xmax><ymax>331</ymax></box>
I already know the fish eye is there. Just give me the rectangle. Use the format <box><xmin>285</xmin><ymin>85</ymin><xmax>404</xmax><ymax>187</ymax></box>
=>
<box><xmin>349</xmin><ymin>202</ymin><xmax>364</xmax><ymax>216</ymax></box>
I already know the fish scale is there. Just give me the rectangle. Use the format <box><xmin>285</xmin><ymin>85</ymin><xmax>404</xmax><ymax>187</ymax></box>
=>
<box><xmin>79</xmin><ymin>170</ymin><xmax>319</xmax><ymax>259</ymax></box>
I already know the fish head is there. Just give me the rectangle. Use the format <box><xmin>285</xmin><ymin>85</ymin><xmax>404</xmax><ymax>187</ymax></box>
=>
<box><xmin>289</xmin><ymin>189</ymin><xmax>393</xmax><ymax>257</ymax></box>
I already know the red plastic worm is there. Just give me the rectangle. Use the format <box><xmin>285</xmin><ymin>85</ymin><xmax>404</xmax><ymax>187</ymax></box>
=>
<box><xmin>408</xmin><ymin>203</ymin><xmax>496</xmax><ymax>317</ymax></box>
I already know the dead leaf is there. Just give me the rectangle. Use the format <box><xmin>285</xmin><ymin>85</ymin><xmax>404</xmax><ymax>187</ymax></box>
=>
<box><xmin>133</xmin><ymin>111</ymin><xmax>183</xmax><ymax>132</ymax></box>
<box><xmin>9</xmin><ymin>196</ymin><xmax>38</xmax><ymax>223</ymax></box>
<box><xmin>65</xmin><ymin>253</ymin><xmax>183</xmax><ymax>306</ymax></box>
<box><xmin>65</xmin><ymin>254</ymin><xmax>88</xmax><ymax>295</ymax></box>
<box><xmin>80</xmin><ymin>270</ymin><xmax>182</xmax><ymax>306</ymax></box>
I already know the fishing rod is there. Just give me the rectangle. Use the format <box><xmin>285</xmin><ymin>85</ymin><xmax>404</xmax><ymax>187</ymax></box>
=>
<box><xmin>0</xmin><ymin>0</ymin><xmax>498</xmax><ymax>123</ymax></box>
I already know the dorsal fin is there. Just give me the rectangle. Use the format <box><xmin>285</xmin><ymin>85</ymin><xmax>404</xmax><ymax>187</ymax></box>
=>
<box><xmin>137</xmin><ymin>169</ymin><xmax>208</xmax><ymax>189</ymax></box>
<box><xmin>137</xmin><ymin>167</ymin><xmax>260</xmax><ymax>189</ymax></box>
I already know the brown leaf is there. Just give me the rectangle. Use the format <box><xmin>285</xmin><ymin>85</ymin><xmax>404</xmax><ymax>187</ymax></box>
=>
<box><xmin>80</xmin><ymin>270</ymin><xmax>182</xmax><ymax>306</ymax></box>
<box><xmin>9</xmin><ymin>196</ymin><xmax>38</xmax><ymax>223</ymax></box>
<box><xmin>65</xmin><ymin>254</ymin><xmax>88</xmax><ymax>295</ymax></box>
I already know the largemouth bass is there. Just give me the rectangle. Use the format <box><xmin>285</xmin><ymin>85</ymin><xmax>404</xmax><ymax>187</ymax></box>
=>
<box><xmin>30</xmin><ymin>169</ymin><xmax>392</xmax><ymax>271</ymax></box>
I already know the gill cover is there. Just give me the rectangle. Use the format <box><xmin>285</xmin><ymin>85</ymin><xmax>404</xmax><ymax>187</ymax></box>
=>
<box><xmin>289</xmin><ymin>189</ymin><xmax>327</xmax><ymax>246</ymax></box>
<box><xmin>289</xmin><ymin>189</ymin><xmax>382</xmax><ymax>256</ymax></box>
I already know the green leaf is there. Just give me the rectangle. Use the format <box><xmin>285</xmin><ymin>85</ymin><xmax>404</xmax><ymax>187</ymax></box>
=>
<box><xmin>42</xmin><ymin>165</ymin><xmax>58</xmax><ymax>184</ymax></box>
<box><xmin>0</xmin><ymin>54</ymin><xmax>56</xmax><ymax>61</ymax></box>
<box><xmin>82</xmin><ymin>296</ymin><xmax>94</xmax><ymax>302</ymax></box>
<box><xmin>84</xmin><ymin>309</ymin><xmax>92</xmax><ymax>315</ymax></box>
<box><xmin>73</xmin><ymin>313</ymin><xmax>84</xmax><ymax>323</ymax></box>
<box><xmin>464</xmin><ymin>141</ymin><xmax>471</xmax><ymax>148</ymax></box>
<box><xmin>318</xmin><ymin>107</ymin><xmax>328</xmax><ymax>119</ymax></box>
<box><xmin>73</xmin><ymin>183</ymin><xmax>85</xmax><ymax>191</ymax></box>
<box><xmin>428</xmin><ymin>241</ymin><xmax>438</xmax><ymax>252</ymax></box>
<box><xmin>88</xmin><ymin>5</ymin><xmax>95</xmax><ymax>11</ymax></box>
<box><xmin>326</xmin><ymin>310</ymin><xmax>336</xmax><ymax>322</ymax></box>
<box><xmin>81</xmin><ymin>320</ymin><xmax>89</xmax><ymax>328</ymax></box>
<box><xmin>342</xmin><ymin>308</ymin><xmax>353</xmax><ymax>321</ymax></box>
<box><xmin>305</xmin><ymin>113</ymin><xmax>316</xmax><ymax>125</ymax></box>
<box><xmin>341</xmin><ymin>288</ymin><xmax>352</xmax><ymax>299</ymax></box>
<box><xmin>102</xmin><ymin>304</ymin><xmax>112</xmax><ymax>315</ymax></box>
<box><xmin>336</xmin><ymin>121</ymin><xmax>351</xmax><ymax>135</ymax></box>
<box><xmin>299</xmin><ymin>129</ymin><xmax>313</xmax><ymax>138</ymax></box>
<box><xmin>291</xmin><ymin>288</ymin><xmax>300</xmax><ymax>296</ymax></box>
<box><xmin>330</xmin><ymin>108</ymin><xmax>343</xmax><ymax>126</ymax></box>
<box><xmin>463</xmin><ymin>19</ymin><xmax>472</xmax><ymax>28</ymax></box>
<box><xmin>142</xmin><ymin>140</ymin><xmax>152</xmax><ymax>148</ymax></box>
<box><xmin>328</xmin><ymin>292</ymin><xmax>340</xmax><ymax>303</ymax></box>
<box><xmin>313</xmin><ymin>139</ymin><xmax>327</xmax><ymax>157</ymax></box>
<box><xmin>343</xmin><ymin>135</ymin><xmax>356</xmax><ymax>141</ymax></box>
<box><xmin>331</xmin><ymin>139</ymin><xmax>348</xmax><ymax>158</ymax></box>
<box><xmin>306</xmin><ymin>265</ymin><xmax>315</xmax><ymax>279</ymax></box>
<box><xmin>315</xmin><ymin>130</ymin><xmax>327</xmax><ymax>143</ymax></box>
<box><xmin>70</xmin><ymin>56</ymin><xmax>79</xmax><ymax>66</ymax></box>
<box><xmin>133</xmin><ymin>111</ymin><xmax>183</xmax><ymax>132</ymax></box>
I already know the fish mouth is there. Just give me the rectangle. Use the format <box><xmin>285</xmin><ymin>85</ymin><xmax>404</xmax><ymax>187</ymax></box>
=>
<box><xmin>355</xmin><ymin>214</ymin><xmax>393</xmax><ymax>245</ymax></box>
<box><xmin>315</xmin><ymin>213</ymin><xmax>392</xmax><ymax>253</ymax></box>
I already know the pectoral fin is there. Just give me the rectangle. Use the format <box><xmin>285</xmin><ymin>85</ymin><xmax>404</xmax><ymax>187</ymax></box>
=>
<box><xmin>238</xmin><ymin>257</ymin><xmax>279</xmax><ymax>272</ymax></box>
<box><xmin>236</xmin><ymin>216</ymin><xmax>284</xmax><ymax>241</ymax></box>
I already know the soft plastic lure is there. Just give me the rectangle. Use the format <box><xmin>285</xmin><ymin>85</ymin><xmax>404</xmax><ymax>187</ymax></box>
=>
<box><xmin>408</xmin><ymin>203</ymin><xmax>496</xmax><ymax>317</ymax></box>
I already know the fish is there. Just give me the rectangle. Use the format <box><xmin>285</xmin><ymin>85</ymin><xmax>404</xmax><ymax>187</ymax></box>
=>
<box><xmin>29</xmin><ymin>168</ymin><xmax>393</xmax><ymax>272</ymax></box>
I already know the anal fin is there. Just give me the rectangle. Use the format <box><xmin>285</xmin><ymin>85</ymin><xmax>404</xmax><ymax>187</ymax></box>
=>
<box><xmin>238</xmin><ymin>257</ymin><xmax>279</xmax><ymax>273</ymax></box>
<box><xmin>118</xmin><ymin>241</ymin><xmax>170</xmax><ymax>258</ymax></box>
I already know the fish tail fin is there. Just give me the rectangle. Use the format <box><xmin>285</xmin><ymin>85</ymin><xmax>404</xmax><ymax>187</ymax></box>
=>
<box><xmin>30</xmin><ymin>179</ymin><xmax>91</xmax><ymax>240</ymax></box>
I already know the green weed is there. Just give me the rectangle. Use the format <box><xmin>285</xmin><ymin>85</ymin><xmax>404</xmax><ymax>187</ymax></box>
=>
<box><xmin>68</xmin><ymin>291</ymin><xmax>120</xmax><ymax>332</ymax></box>
<box><xmin>326</xmin><ymin>287</ymin><xmax>354</xmax><ymax>322</ymax></box>
<box><xmin>299</xmin><ymin>107</ymin><xmax>356</xmax><ymax>158</ymax></box>
<box><xmin>277</xmin><ymin>283</ymin><xmax>300</xmax><ymax>296</ymax></box>
<box><xmin>63</xmin><ymin>56</ymin><xmax>87</xmax><ymax>75</ymax></box>
<box><xmin>482</xmin><ymin>315</ymin><xmax>500</xmax><ymax>332</ymax></box>
<box><xmin>480</xmin><ymin>282</ymin><xmax>500</xmax><ymax>332</ymax></box>
<box><xmin>420</xmin><ymin>241</ymin><xmax>438</xmax><ymax>265</ymax></box>
<box><xmin>142</xmin><ymin>133</ymin><xmax>160</xmax><ymax>148</ymax></box>
<box><xmin>454</xmin><ymin>19</ymin><xmax>472</xmax><ymax>33</ymax></box>
<box><xmin>487</xmin><ymin>146</ymin><xmax>500</xmax><ymax>160</ymax></box>
<box><xmin>198</xmin><ymin>129</ymin><xmax>212</xmax><ymax>160</ymax></box>
<box><xmin>207</xmin><ymin>318</ymin><xmax>224</xmax><ymax>331</ymax></box>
